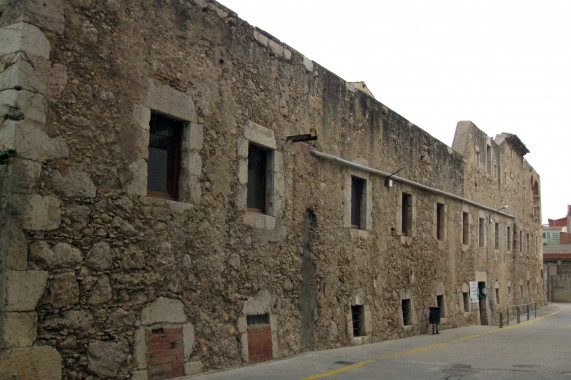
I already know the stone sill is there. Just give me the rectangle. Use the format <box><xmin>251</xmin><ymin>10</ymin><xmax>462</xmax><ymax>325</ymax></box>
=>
<box><xmin>244</xmin><ymin>211</ymin><xmax>276</xmax><ymax>230</ymax></box>
<box><xmin>400</xmin><ymin>236</ymin><xmax>414</xmax><ymax>246</ymax></box>
<box><xmin>349</xmin><ymin>228</ymin><xmax>369</xmax><ymax>239</ymax></box>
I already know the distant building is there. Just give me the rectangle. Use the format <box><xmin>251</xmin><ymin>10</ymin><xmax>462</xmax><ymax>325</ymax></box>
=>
<box><xmin>543</xmin><ymin>206</ymin><xmax>571</xmax><ymax>302</ymax></box>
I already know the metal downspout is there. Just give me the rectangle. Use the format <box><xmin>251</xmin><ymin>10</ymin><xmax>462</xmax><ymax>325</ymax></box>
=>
<box><xmin>309</xmin><ymin>150</ymin><xmax>515</xmax><ymax>219</ymax></box>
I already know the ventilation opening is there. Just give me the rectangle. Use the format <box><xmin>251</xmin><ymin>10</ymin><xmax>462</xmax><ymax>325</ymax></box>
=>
<box><xmin>401</xmin><ymin>299</ymin><xmax>412</xmax><ymax>326</ymax></box>
<box><xmin>351</xmin><ymin>305</ymin><xmax>364</xmax><ymax>337</ymax></box>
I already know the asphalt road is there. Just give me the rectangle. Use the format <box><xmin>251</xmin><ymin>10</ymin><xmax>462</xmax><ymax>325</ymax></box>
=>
<box><xmin>189</xmin><ymin>303</ymin><xmax>571</xmax><ymax>380</ymax></box>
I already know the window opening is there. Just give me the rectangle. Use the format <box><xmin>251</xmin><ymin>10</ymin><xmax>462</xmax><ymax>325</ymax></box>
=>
<box><xmin>402</xmin><ymin>193</ymin><xmax>412</xmax><ymax>236</ymax></box>
<box><xmin>351</xmin><ymin>305</ymin><xmax>364</xmax><ymax>337</ymax></box>
<box><xmin>436</xmin><ymin>203</ymin><xmax>445</xmax><ymax>240</ymax></box>
<box><xmin>507</xmin><ymin>226</ymin><xmax>512</xmax><ymax>251</ymax></box>
<box><xmin>147</xmin><ymin>112</ymin><xmax>182</xmax><ymax>200</ymax></box>
<box><xmin>495</xmin><ymin>288</ymin><xmax>500</xmax><ymax>304</ymax></box>
<box><xmin>351</xmin><ymin>176</ymin><xmax>365</xmax><ymax>229</ymax></box>
<box><xmin>247</xmin><ymin>144</ymin><xmax>269</xmax><ymax>213</ymax></box>
<box><xmin>401</xmin><ymin>299</ymin><xmax>412</xmax><ymax>326</ymax></box>
<box><xmin>462</xmin><ymin>212</ymin><xmax>469</xmax><ymax>245</ymax></box>
<box><xmin>494</xmin><ymin>223</ymin><xmax>499</xmax><ymax>250</ymax></box>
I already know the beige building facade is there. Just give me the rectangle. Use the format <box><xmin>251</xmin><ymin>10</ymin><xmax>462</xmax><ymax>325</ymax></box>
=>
<box><xmin>0</xmin><ymin>1</ymin><xmax>544</xmax><ymax>379</ymax></box>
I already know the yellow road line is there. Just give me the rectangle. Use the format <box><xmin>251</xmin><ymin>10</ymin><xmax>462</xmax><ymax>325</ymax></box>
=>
<box><xmin>299</xmin><ymin>307</ymin><xmax>563</xmax><ymax>380</ymax></box>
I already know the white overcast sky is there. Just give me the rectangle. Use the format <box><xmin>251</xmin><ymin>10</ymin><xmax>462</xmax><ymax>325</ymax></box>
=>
<box><xmin>220</xmin><ymin>0</ymin><xmax>570</xmax><ymax>224</ymax></box>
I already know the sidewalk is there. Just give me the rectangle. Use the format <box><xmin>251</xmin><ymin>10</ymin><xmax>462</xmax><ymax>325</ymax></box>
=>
<box><xmin>184</xmin><ymin>303</ymin><xmax>562</xmax><ymax>380</ymax></box>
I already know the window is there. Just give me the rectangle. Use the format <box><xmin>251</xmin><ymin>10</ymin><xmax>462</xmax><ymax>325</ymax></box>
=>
<box><xmin>478</xmin><ymin>217</ymin><xmax>485</xmax><ymax>247</ymax></box>
<box><xmin>402</xmin><ymin>193</ymin><xmax>412</xmax><ymax>236</ymax></box>
<box><xmin>351</xmin><ymin>176</ymin><xmax>366</xmax><ymax>229</ymax></box>
<box><xmin>351</xmin><ymin>305</ymin><xmax>364</xmax><ymax>337</ymax></box>
<box><xmin>520</xmin><ymin>285</ymin><xmax>524</xmax><ymax>298</ymax></box>
<box><xmin>507</xmin><ymin>226</ymin><xmax>512</xmax><ymax>251</ymax></box>
<box><xmin>508</xmin><ymin>285</ymin><xmax>511</xmax><ymax>295</ymax></box>
<box><xmin>437</xmin><ymin>295</ymin><xmax>446</xmax><ymax>317</ymax></box>
<box><xmin>519</xmin><ymin>230</ymin><xmax>523</xmax><ymax>253</ymax></box>
<box><xmin>486</xmin><ymin>145</ymin><xmax>492</xmax><ymax>175</ymax></box>
<box><xmin>526</xmin><ymin>233</ymin><xmax>530</xmax><ymax>254</ymax></box>
<box><xmin>494</xmin><ymin>223</ymin><xmax>500</xmax><ymax>250</ymax></box>
<box><xmin>147</xmin><ymin>112</ymin><xmax>182</xmax><ymax>200</ymax></box>
<box><xmin>463</xmin><ymin>292</ymin><xmax>470</xmax><ymax>312</ymax></box>
<box><xmin>247</xmin><ymin>144</ymin><xmax>271</xmax><ymax>213</ymax></box>
<box><xmin>401</xmin><ymin>299</ymin><xmax>412</xmax><ymax>326</ymax></box>
<box><xmin>495</xmin><ymin>287</ymin><xmax>501</xmax><ymax>304</ymax></box>
<box><xmin>436</xmin><ymin>203</ymin><xmax>445</xmax><ymax>240</ymax></box>
<box><xmin>462</xmin><ymin>212</ymin><xmax>470</xmax><ymax>245</ymax></box>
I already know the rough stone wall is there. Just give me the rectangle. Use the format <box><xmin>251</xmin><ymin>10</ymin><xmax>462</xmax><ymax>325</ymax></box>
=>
<box><xmin>0</xmin><ymin>0</ymin><xmax>544</xmax><ymax>379</ymax></box>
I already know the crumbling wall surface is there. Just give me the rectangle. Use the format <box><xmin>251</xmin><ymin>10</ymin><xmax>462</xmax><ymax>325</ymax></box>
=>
<box><xmin>0</xmin><ymin>0</ymin><xmax>544</xmax><ymax>379</ymax></box>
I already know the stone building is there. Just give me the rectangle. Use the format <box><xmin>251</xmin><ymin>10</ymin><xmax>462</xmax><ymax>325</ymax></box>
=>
<box><xmin>543</xmin><ymin>206</ymin><xmax>571</xmax><ymax>302</ymax></box>
<box><xmin>0</xmin><ymin>0</ymin><xmax>544</xmax><ymax>379</ymax></box>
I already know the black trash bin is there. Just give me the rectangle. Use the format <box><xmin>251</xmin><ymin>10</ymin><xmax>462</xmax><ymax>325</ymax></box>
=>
<box><xmin>429</xmin><ymin>307</ymin><xmax>441</xmax><ymax>334</ymax></box>
<box><xmin>429</xmin><ymin>307</ymin><xmax>441</xmax><ymax>325</ymax></box>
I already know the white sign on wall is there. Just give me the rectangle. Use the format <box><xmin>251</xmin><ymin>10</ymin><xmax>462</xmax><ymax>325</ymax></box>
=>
<box><xmin>469</xmin><ymin>281</ymin><xmax>479</xmax><ymax>303</ymax></box>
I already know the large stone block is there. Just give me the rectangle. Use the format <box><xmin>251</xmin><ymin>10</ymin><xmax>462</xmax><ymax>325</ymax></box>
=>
<box><xmin>42</xmin><ymin>272</ymin><xmax>79</xmax><ymax>308</ymax></box>
<box><xmin>0</xmin><ymin>53</ymin><xmax>46</xmax><ymax>93</ymax></box>
<box><xmin>0</xmin><ymin>0</ymin><xmax>65</xmax><ymax>34</ymax></box>
<box><xmin>3</xmin><ymin>270</ymin><xmax>48</xmax><ymax>311</ymax></box>
<box><xmin>52</xmin><ymin>166</ymin><xmax>97</xmax><ymax>198</ymax></box>
<box><xmin>87</xmin><ymin>339</ymin><xmax>129</xmax><ymax>378</ymax></box>
<box><xmin>30</xmin><ymin>241</ymin><xmax>82</xmax><ymax>268</ymax></box>
<box><xmin>20</xmin><ymin>194</ymin><xmax>61</xmax><ymax>231</ymax></box>
<box><xmin>0</xmin><ymin>222</ymin><xmax>27</xmax><ymax>270</ymax></box>
<box><xmin>0</xmin><ymin>120</ymin><xmax>69</xmax><ymax>162</ymax></box>
<box><xmin>0</xmin><ymin>89</ymin><xmax>46</xmax><ymax>123</ymax></box>
<box><xmin>0</xmin><ymin>311</ymin><xmax>37</xmax><ymax>348</ymax></box>
<box><xmin>84</xmin><ymin>241</ymin><xmax>113</xmax><ymax>271</ymax></box>
<box><xmin>140</xmin><ymin>297</ymin><xmax>186</xmax><ymax>325</ymax></box>
<box><xmin>0</xmin><ymin>346</ymin><xmax>61</xmax><ymax>380</ymax></box>
<box><xmin>0</xmin><ymin>22</ymin><xmax>50</xmax><ymax>58</ymax></box>
<box><xmin>87</xmin><ymin>276</ymin><xmax>112</xmax><ymax>305</ymax></box>
<box><xmin>145</xmin><ymin>81</ymin><xmax>198</xmax><ymax>123</ymax></box>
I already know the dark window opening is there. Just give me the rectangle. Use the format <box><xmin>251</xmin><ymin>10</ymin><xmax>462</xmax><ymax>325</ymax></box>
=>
<box><xmin>351</xmin><ymin>176</ymin><xmax>365</xmax><ymax>229</ymax></box>
<box><xmin>507</xmin><ymin>226</ymin><xmax>512</xmax><ymax>251</ymax></box>
<box><xmin>463</xmin><ymin>292</ymin><xmax>470</xmax><ymax>312</ymax></box>
<box><xmin>401</xmin><ymin>299</ymin><xmax>412</xmax><ymax>326</ymax></box>
<box><xmin>147</xmin><ymin>112</ymin><xmax>182</xmax><ymax>200</ymax></box>
<box><xmin>462</xmin><ymin>212</ymin><xmax>469</xmax><ymax>244</ymax></box>
<box><xmin>495</xmin><ymin>288</ymin><xmax>500</xmax><ymax>304</ymax></box>
<box><xmin>402</xmin><ymin>193</ymin><xmax>412</xmax><ymax>236</ymax></box>
<box><xmin>494</xmin><ymin>223</ymin><xmax>500</xmax><ymax>250</ymax></box>
<box><xmin>436</xmin><ymin>295</ymin><xmax>445</xmax><ymax>317</ymax></box>
<box><xmin>478</xmin><ymin>218</ymin><xmax>485</xmax><ymax>247</ymax></box>
<box><xmin>351</xmin><ymin>305</ymin><xmax>364</xmax><ymax>337</ymax></box>
<box><xmin>247</xmin><ymin>144</ymin><xmax>269</xmax><ymax>213</ymax></box>
<box><xmin>436</xmin><ymin>203</ymin><xmax>445</xmax><ymax>240</ymax></box>
<box><xmin>247</xmin><ymin>314</ymin><xmax>270</xmax><ymax>326</ymax></box>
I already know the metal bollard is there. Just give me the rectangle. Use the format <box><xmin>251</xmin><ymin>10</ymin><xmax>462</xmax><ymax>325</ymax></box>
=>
<box><xmin>535</xmin><ymin>303</ymin><xmax>537</xmax><ymax>319</ymax></box>
<box><xmin>507</xmin><ymin>308</ymin><xmax>510</xmax><ymax>326</ymax></box>
<box><xmin>500</xmin><ymin>312</ymin><xmax>503</xmax><ymax>328</ymax></box>
<box><xmin>517</xmin><ymin>306</ymin><xmax>520</xmax><ymax>324</ymax></box>
<box><xmin>527</xmin><ymin>304</ymin><xmax>530</xmax><ymax>321</ymax></box>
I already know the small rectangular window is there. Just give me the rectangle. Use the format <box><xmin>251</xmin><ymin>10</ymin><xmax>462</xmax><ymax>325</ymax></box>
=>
<box><xmin>401</xmin><ymin>299</ymin><xmax>412</xmax><ymax>326</ymax></box>
<box><xmin>402</xmin><ymin>193</ymin><xmax>412</xmax><ymax>236</ymax></box>
<box><xmin>436</xmin><ymin>203</ymin><xmax>445</xmax><ymax>240</ymax></box>
<box><xmin>526</xmin><ymin>233</ymin><xmax>530</xmax><ymax>254</ymax></box>
<box><xmin>479</xmin><ymin>218</ymin><xmax>485</xmax><ymax>247</ymax></box>
<box><xmin>351</xmin><ymin>305</ymin><xmax>364</xmax><ymax>337</ymax></box>
<box><xmin>351</xmin><ymin>176</ymin><xmax>365</xmax><ymax>229</ymax></box>
<box><xmin>495</xmin><ymin>288</ymin><xmax>500</xmax><ymax>304</ymax></box>
<box><xmin>494</xmin><ymin>223</ymin><xmax>499</xmax><ymax>250</ymax></box>
<box><xmin>507</xmin><ymin>226</ymin><xmax>512</xmax><ymax>251</ymax></box>
<box><xmin>463</xmin><ymin>292</ymin><xmax>470</xmax><ymax>312</ymax></box>
<box><xmin>519</xmin><ymin>230</ymin><xmax>523</xmax><ymax>253</ymax></box>
<box><xmin>486</xmin><ymin>145</ymin><xmax>492</xmax><ymax>175</ymax></box>
<box><xmin>247</xmin><ymin>144</ymin><xmax>269</xmax><ymax>213</ymax></box>
<box><xmin>147</xmin><ymin>113</ymin><xmax>182</xmax><ymax>200</ymax></box>
<box><xmin>462</xmin><ymin>212</ymin><xmax>470</xmax><ymax>245</ymax></box>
